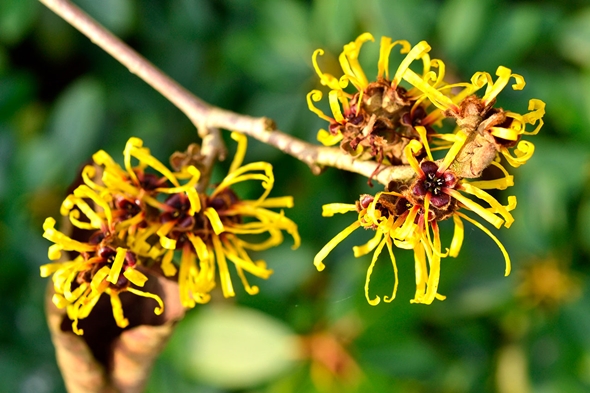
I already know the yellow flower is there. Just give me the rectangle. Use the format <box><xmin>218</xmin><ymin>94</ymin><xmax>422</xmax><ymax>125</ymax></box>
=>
<box><xmin>409</xmin><ymin>65</ymin><xmax>546</xmax><ymax>175</ymax></box>
<box><xmin>157</xmin><ymin>133</ymin><xmax>300</xmax><ymax>308</ymax></box>
<box><xmin>307</xmin><ymin>33</ymin><xmax>474</xmax><ymax>184</ymax></box>
<box><xmin>41</xmin><ymin>216</ymin><xmax>162</xmax><ymax>334</ymax></box>
<box><xmin>516</xmin><ymin>259</ymin><xmax>581</xmax><ymax>308</ymax></box>
<box><xmin>40</xmin><ymin>134</ymin><xmax>299</xmax><ymax>330</ymax></box>
<box><xmin>313</xmin><ymin>194</ymin><xmax>400</xmax><ymax>306</ymax></box>
<box><xmin>314</xmin><ymin>126</ymin><xmax>518</xmax><ymax>305</ymax></box>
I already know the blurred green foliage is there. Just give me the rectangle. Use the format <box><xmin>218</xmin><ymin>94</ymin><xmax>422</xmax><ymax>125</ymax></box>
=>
<box><xmin>2</xmin><ymin>0</ymin><xmax>590</xmax><ymax>392</ymax></box>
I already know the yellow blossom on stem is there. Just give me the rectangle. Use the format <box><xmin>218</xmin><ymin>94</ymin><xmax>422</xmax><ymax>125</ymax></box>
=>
<box><xmin>160</xmin><ymin>132</ymin><xmax>300</xmax><ymax>308</ymax></box>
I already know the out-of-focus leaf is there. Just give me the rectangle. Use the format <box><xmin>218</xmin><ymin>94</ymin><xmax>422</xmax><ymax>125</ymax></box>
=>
<box><xmin>0</xmin><ymin>0</ymin><xmax>38</xmax><ymax>45</ymax></box>
<box><xmin>0</xmin><ymin>73</ymin><xmax>35</xmax><ymax>120</ymax></box>
<box><xmin>360</xmin><ymin>334</ymin><xmax>438</xmax><ymax>377</ymax></box>
<box><xmin>171</xmin><ymin>305</ymin><xmax>300</xmax><ymax>389</ymax></box>
<box><xmin>510</xmin><ymin>137</ymin><xmax>590</xmax><ymax>254</ymax></box>
<box><xmin>311</xmin><ymin>0</ymin><xmax>356</xmax><ymax>49</ymax></box>
<box><xmin>19</xmin><ymin>77</ymin><xmax>105</xmax><ymax>189</ymax></box>
<box><xmin>468</xmin><ymin>4</ymin><xmax>543</xmax><ymax>72</ymax></box>
<box><xmin>0</xmin><ymin>45</ymin><xmax>7</xmax><ymax>76</ymax></box>
<box><xmin>436</xmin><ymin>0</ymin><xmax>492</xmax><ymax>64</ymax></box>
<box><xmin>558</xmin><ymin>7</ymin><xmax>590</xmax><ymax>69</ymax></box>
<box><xmin>364</xmin><ymin>0</ymin><xmax>439</xmax><ymax>44</ymax></box>
<box><xmin>260</xmin><ymin>244</ymin><xmax>316</xmax><ymax>297</ymax></box>
<box><xmin>526</xmin><ymin>70</ymin><xmax>590</xmax><ymax>140</ymax></box>
<box><xmin>75</xmin><ymin>0</ymin><xmax>135</xmax><ymax>36</ymax></box>
<box><xmin>169</xmin><ymin>0</ymin><xmax>217</xmax><ymax>39</ymax></box>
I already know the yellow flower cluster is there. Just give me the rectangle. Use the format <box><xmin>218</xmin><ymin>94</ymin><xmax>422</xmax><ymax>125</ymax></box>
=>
<box><xmin>41</xmin><ymin>133</ymin><xmax>299</xmax><ymax>334</ymax></box>
<box><xmin>310</xmin><ymin>33</ymin><xmax>545</xmax><ymax>305</ymax></box>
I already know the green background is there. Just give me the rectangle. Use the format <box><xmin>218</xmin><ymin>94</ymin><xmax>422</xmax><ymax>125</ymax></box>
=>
<box><xmin>2</xmin><ymin>0</ymin><xmax>590</xmax><ymax>392</ymax></box>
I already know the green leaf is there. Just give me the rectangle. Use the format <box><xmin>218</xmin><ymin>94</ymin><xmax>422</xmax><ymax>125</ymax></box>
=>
<box><xmin>365</xmin><ymin>0</ymin><xmax>439</xmax><ymax>44</ymax></box>
<box><xmin>468</xmin><ymin>4</ymin><xmax>543</xmax><ymax>72</ymax></box>
<box><xmin>0</xmin><ymin>0</ymin><xmax>38</xmax><ymax>45</ymax></box>
<box><xmin>171</xmin><ymin>305</ymin><xmax>299</xmax><ymax>389</ymax></box>
<box><xmin>74</xmin><ymin>0</ymin><xmax>135</xmax><ymax>36</ymax></box>
<box><xmin>436</xmin><ymin>0</ymin><xmax>492</xmax><ymax>64</ymax></box>
<box><xmin>19</xmin><ymin>77</ymin><xmax>105</xmax><ymax>189</ymax></box>
<box><xmin>558</xmin><ymin>7</ymin><xmax>590</xmax><ymax>69</ymax></box>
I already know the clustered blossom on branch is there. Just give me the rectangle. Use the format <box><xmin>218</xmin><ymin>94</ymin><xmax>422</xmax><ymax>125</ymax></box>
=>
<box><xmin>40</xmin><ymin>28</ymin><xmax>547</xmax><ymax>335</ymax></box>
<box><xmin>41</xmin><ymin>133</ymin><xmax>299</xmax><ymax>334</ymax></box>
<box><xmin>311</xmin><ymin>33</ymin><xmax>545</xmax><ymax>305</ymax></box>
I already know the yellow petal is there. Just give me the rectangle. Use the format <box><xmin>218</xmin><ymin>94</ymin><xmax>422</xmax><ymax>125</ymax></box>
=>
<box><xmin>127</xmin><ymin>287</ymin><xmax>164</xmax><ymax>315</ymax></box>
<box><xmin>411</xmin><ymin>242</ymin><xmax>428</xmax><ymax>303</ymax></box>
<box><xmin>501</xmin><ymin>141</ymin><xmax>535</xmax><ymax>167</ymax></box>
<box><xmin>392</xmin><ymin>40</ymin><xmax>430</xmax><ymax>87</ymax></box>
<box><xmin>456</xmin><ymin>212</ymin><xmax>511</xmax><ymax>276</ymax></box>
<box><xmin>123</xmin><ymin>268</ymin><xmax>148</xmax><ymax>287</ymax></box>
<box><xmin>449</xmin><ymin>214</ymin><xmax>464</xmax><ymax>258</ymax></box>
<box><xmin>364</xmin><ymin>237</ymin><xmax>387</xmax><ymax>306</ymax></box>
<box><xmin>107</xmin><ymin>248</ymin><xmax>127</xmax><ymax>285</ymax></box>
<box><xmin>404</xmin><ymin>139</ymin><xmax>424</xmax><ymax>177</ymax></box>
<box><xmin>322</xmin><ymin>203</ymin><xmax>357</xmax><ymax>217</ymax></box>
<box><xmin>459</xmin><ymin>183</ymin><xmax>514</xmax><ymax>228</ymax></box>
<box><xmin>317</xmin><ymin>129</ymin><xmax>343</xmax><ymax>146</ymax></box>
<box><xmin>188</xmin><ymin>233</ymin><xmax>210</xmax><ymax>261</ymax></box>
<box><xmin>353</xmin><ymin>231</ymin><xmax>383</xmax><ymax>257</ymax></box>
<box><xmin>382</xmin><ymin>238</ymin><xmax>399</xmax><ymax>303</ymax></box>
<box><xmin>314</xmin><ymin>221</ymin><xmax>361</xmax><ymax>271</ymax></box>
<box><xmin>205</xmin><ymin>207</ymin><xmax>225</xmax><ymax>235</ymax></box>
<box><xmin>446</xmin><ymin>189</ymin><xmax>504</xmax><ymax>229</ymax></box>
<box><xmin>212</xmin><ymin>235</ymin><xmax>235</xmax><ymax>298</ymax></box>
<box><xmin>403</xmin><ymin>68</ymin><xmax>457</xmax><ymax>111</ymax></box>
<box><xmin>438</xmin><ymin>130</ymin><xmax>468</xmax><ymax>173</ymax></box>
<box><xmin>312</xmin><ymin>49</ymin><xmax>343</xmax><ymax>90</ymax></box>
<box><xmin>377</xmin><ymin>38</ymin><xmax>410</xmax><ymax>80</ymax></box>
<box><xmin>307</xmin><ymin>90</ymin><xmax>333</xmax><ymax>122</ymax></box>
<box><xmin>160</xmin><ymin>249</ymin><xmax>178</xmax><ymax>276</ymax></box>
<box><xmin>109</xmin><ymin>291</ymin><xmax>129</xmax><ymax>328</ymax></box>
<box><xmin>229</xmin><ymin>132</ymin><xmax>248</xmax><ymax>174</ymax></box>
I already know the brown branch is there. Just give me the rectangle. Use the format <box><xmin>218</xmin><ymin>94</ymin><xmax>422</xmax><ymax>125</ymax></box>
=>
<box><xmin>38</xmin><ymin>0</ymin><xmax>414</xmax><ymax>187</ymax></box>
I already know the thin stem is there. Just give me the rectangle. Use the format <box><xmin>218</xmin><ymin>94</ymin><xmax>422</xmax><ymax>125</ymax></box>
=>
<box><xmin>38</xmin><ymin>0</ymin><xmax>414</xmax><ymax>186</ymax></box>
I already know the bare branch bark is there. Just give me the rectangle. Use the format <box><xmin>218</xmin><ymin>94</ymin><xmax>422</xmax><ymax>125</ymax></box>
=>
<box><xmin>38</xmin><ymin>0</ymin><xmax>414</xmax><ymax>186</ymax></box>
